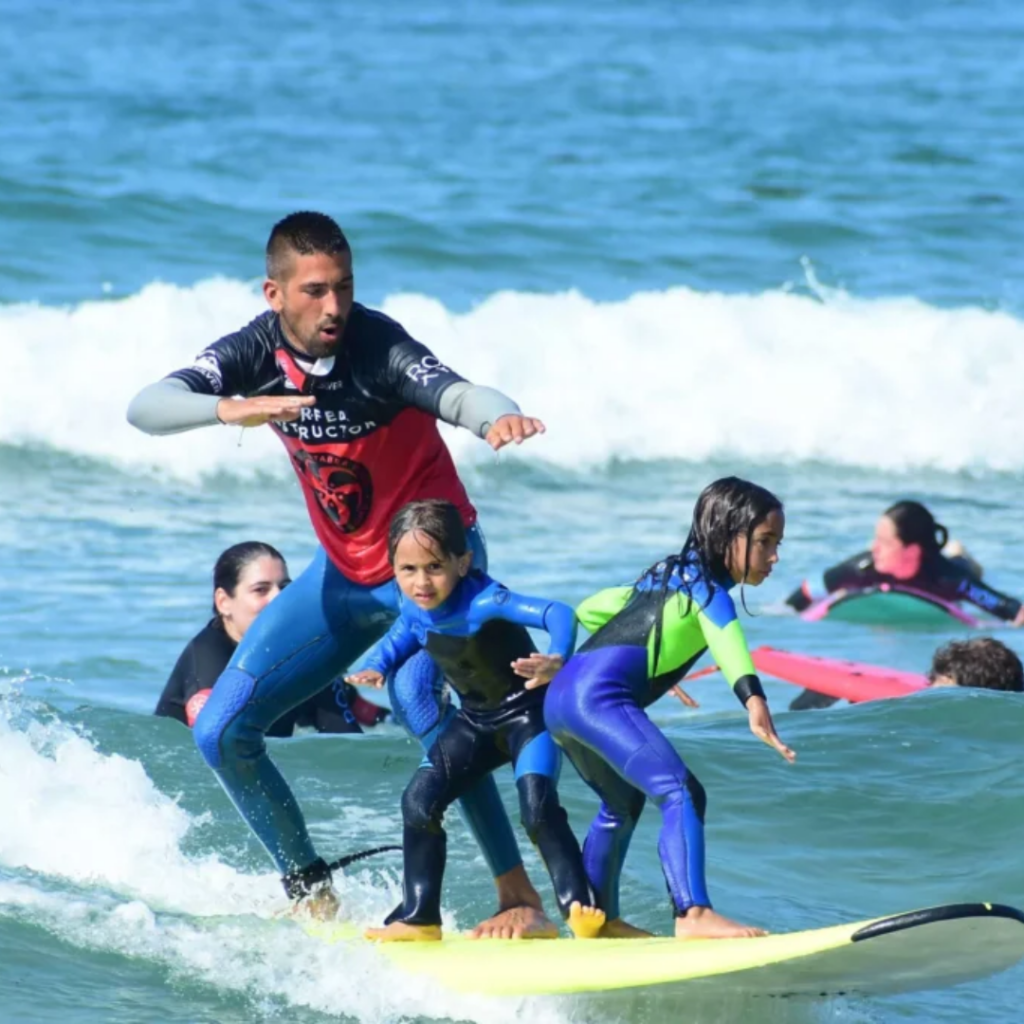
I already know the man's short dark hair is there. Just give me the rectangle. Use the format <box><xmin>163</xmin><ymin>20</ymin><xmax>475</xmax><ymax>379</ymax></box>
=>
<box><xmin>928</xmin><ymin>637</ymin><xmax>1024</xmax><ymax>692</ymax></box>
<box><xmin>266</xmin><ymin>212</ymin><xmax>350</xmax><ymax>279</ymax></box>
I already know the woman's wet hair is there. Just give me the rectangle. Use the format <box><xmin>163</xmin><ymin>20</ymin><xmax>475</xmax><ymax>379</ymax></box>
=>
<box><xmin>387</xmin><ymin>500</ymin><xmax>468</xmax><ymax>564</ymax></box>
<box><xmin>928</xmin><ymin>637</ymin><xmax>1024</xmax><ymax>692</ymax></box>
<box><xmin>884</xmin><ymin>500</ymin><xmax>948</xmax><ymax>562</ymax></box>
<box><xmin>212</xmin><ymin>541</ymin><xmax>286</xmax><ymax>614</ymax></box>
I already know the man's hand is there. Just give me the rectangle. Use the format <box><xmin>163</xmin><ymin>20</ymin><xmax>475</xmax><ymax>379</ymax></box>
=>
<box><xmin>217</xmin><ymin>395</ymin><xmax>316</xmax><ymax>428</ymax></box>
<box><xmin>485</xmin><ymin>414</ymin><xmax>546</xmax><ymax>451</ymax></box>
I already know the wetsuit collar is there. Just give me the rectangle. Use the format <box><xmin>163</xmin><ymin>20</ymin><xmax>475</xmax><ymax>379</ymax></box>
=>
<box><xmin>272</xmin><ymin>316</ymin><xmax>337</xmax><ymax>377</ymax></box>
<box><xmin>680</xmin><ymin>554</ymin><xmax>736</xmax><ymax>592</ymax></box>
<box><xmin>422</xmin><ymin>572</ymin><xmax>485</xmax><ymax>623</ymax></box>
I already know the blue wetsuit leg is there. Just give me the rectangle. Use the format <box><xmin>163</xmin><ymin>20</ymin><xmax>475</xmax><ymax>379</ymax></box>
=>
<box><xmin>193</xmin><ymin>546</ymin><xmax>380</xmax><ymax>874</ymax></box>
<box><xmin>193</xmin><ymin>526</ymin><xmax>521</xmax><ymax>880</ymax></box>
<box><xmin>544</xmin><ymin>646</ymin><xmax>709</xmax><ymax>917</ymax></box>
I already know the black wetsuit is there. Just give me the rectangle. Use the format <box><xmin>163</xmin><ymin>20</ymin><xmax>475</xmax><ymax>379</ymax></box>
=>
<box><xmin>154</xmin><ymin>619</ymin><xmax>378</xmax><ymax>735</ymax></box>
<box><xmin>787</xmin><ymin>550</ymin><xmax>1021</xmax><ymax>621</ymax></box>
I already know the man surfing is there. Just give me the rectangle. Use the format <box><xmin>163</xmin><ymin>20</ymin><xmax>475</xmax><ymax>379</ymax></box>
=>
<box><xmin>128</xmin><ymin>212</ymin><xmax>551</xmax><ymax>936</ymax></box>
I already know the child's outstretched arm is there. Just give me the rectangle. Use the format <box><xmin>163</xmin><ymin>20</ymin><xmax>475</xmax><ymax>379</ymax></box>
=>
<box><xmin>693</xmin><ymin>593</ymin><xmax>796</xmax><ymax>763</ymax></box>
<box><xmin>346</xmin><ymin>615</ymin><xmax>422</xmax><ymax>689</ymax></box>
<box><xmin>477</xmin><ymin>587</ymin><xmax>579</xmax><ymax>688</ymax></box>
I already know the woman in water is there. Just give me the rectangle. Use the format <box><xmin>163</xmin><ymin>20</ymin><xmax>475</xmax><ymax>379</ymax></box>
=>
<box><xmin>786</xmin><ymin>500</ymin><xmax>1024</xmax><ymax>624</ymax></box>
<box><xmin>542</xmin><ymin>477</ymin><xmax>794</xmax><ymax>940</ymax></box>
<box><xmin>155</xmin><ymin>541</ymin><xmax>387</xmax><ymax>734</ymax></box>
<box><xmin>348</xmin><ymin>500</ymin><xmax>602</xmax><ymax>942</ymax></box>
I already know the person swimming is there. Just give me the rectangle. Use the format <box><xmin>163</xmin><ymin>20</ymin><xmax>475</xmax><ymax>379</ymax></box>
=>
<box><xmin>542</xmin><ymin>477</ymin><xmax>795</xmax><ymax>941</ymax></box>
<box><xmin>786</xmin><ymin>500</ymin><xmax>1024</xmax><ymax>625</ymax></box>
<box><xmin>347</xmin><ymin>501</ymin><xmax>602</xmax><ymax>942</ymax></box>
<box><xmin>154</xmin><ymin>542</ymin><xmax>388</xmax><ymax>734</ymax></box>
<box><xmin>928</xmin><ymin>637</ymin><xmax>1023</xmax><ymax>691</ymax></box>
<box><xmin>789</xmin><ymin>636</ymin><xmax>1023</xmax><ymax>710</ymax></box>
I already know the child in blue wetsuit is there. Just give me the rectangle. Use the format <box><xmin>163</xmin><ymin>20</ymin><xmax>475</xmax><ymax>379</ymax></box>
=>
<box><xmin>347</xmin><ymin>500</ymin><xmax>603</xmax><ymax>941</ymax></box>
<box><xmin>543</xmin><ymin>477</ymin><xmax>795</xmax><ymax>941</ymax></box>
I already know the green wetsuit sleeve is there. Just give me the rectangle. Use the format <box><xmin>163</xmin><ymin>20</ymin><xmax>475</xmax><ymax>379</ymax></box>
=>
<box><xmin>647</xmin><ymin>589</ymin><xmax>761</xmax><ymax>705</ymax></box>
<box><xmin>576</xmin><ymin>586</ymin><xmax>633</xmax><ymax>635</ymax></box>
<box><xmin>695</xmin><ymin>613</ymin><xmax>757</xmax><ymax>690</ymax></box>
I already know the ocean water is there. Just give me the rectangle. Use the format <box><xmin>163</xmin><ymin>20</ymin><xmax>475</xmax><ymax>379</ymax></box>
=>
<box><xmin>2</xmin><ymin>0</ymin><xmax>1024</xmax><ymax>1021</ymax></box>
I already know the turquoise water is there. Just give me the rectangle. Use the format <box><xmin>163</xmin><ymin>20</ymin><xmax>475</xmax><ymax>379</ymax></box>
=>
<box><xmin>3</xmin><ymin>1</ymin><xmax>1024</xmax><ymax>1021</ymax></box>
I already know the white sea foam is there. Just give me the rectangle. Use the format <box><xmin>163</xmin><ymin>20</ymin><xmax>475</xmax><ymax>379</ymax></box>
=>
<box><xmin>2</xmin><ymin>277</ymin><xmax>1022</xmax><ymax>478</ymax></box>
<box><xmin>0</xmin><ymin>698</ymin><xmax>570</xmax><ymax>1024</ymax></box>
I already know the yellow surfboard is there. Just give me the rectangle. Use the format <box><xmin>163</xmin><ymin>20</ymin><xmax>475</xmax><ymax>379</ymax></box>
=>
<box><xmin>304</xmin><ymin>902</ymin><xmax>1024</xmax><ymax>999</ymax></box>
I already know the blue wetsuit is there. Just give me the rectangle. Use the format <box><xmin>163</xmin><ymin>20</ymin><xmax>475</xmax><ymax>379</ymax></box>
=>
<box><xmin>544</xmin><ymin>559</ymin><xmax>766</xmax><ymax>921</ymax></box>
<box><xmin>363</xmin><ymin>571</ymin><xmax>594</xmax><ymax>927</ymax></box>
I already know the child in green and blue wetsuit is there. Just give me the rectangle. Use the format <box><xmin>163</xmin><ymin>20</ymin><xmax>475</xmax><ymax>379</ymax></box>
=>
<box><xmin>542</xmin><ymin>477</ymin><xmax>795</xmax><ymax>940</ymax></box>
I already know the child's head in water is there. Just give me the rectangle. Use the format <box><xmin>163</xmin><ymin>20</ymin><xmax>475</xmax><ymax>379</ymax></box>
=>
<box><xmin>682</xmin><ymin>477</ymin><xmax>785</xmax><ymax>588</ymax></box>
<box><xmin>388</xmin><ymin>500</ymin><xmax>471</xmax><ymax>610</ymax></box>
<box><xmin>928</xmin><ymin>638</ymin><xmax>1024</xmax><ymax>692</ymax></box>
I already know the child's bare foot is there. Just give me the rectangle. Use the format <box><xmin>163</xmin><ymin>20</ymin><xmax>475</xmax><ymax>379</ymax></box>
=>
<box><xmin>471</xmin><ymin>904</ymin><xmax>559</xmax><ymax>939</ymax></box>
<box><xmin>568</xmin><ymin>901</ymin><xmax>606</xmax><ymax>939</ymax></box>
<box><xmin>675</xmin><ymin>906</ymin><xmax>767</xmax><ymax>940</ymax></box>
<box><xmin>600</xmin><ymin>917</ymin><xmax>654</xmax><ymax>939</ymax></box>
<box><xmin>286</xmin><ymin>887</ymin><xmax>340</xmax><ymax>922</ymax></box>
<box><xmin>365</xmin><ymin>921</ymin><xmax>442</xmax><ymax>942</ymax></box>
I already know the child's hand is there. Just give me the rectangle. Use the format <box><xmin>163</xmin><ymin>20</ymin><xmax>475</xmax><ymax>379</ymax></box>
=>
<box><xmin>670</xmin><ymin>685</ymin><xmax>700</xmax><ymax>709</ymax></box>
<box><xmin>513</xmin><ymin>654</ymin><xmax>564</xmax><ymax>689</ymax></box>
<box><xmin>345</xmin><ymin>669</ymin><xmax>386</xmax><ymax>690</ymax></box>
<box><xmin>746</xmin><ymin>696</ymin><xmax>796</xmax><ymax>762</ymax></box>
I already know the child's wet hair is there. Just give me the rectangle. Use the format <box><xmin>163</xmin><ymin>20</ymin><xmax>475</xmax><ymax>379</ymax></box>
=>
<box><xmin>638</xmin><ymin>477</ymin><xmax>783</xmax><ymax>667</ymax></box>
<box><xmin>683</xmin><ymin>476</ymin><xmax>784</xmax><ymax>587</ymax></box>
<box><xmin>387</xmin><ymin>500</ymin><xmax>468</xmax><ymax>563</ymax></box>
<box><xmin>928</xmin><ymin>637</ymin><xmax>1024</xmax><ymax>692</ymax></box>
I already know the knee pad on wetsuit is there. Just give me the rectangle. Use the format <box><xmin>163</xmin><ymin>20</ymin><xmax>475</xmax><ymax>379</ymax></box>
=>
<box><xmin>193</xmin><ymin>667</ymin><xmax>258</xmax><ymax>769</ymax></box>
<box><xmin>402</xmin><ymin>768</ymin><xmax>446</xmax><ymax>834</ymax></box>
<box><xmin>389</xmin><ymin>651</ymin><xmax>446</xmax><ymax>739</ymax></box>
<box><xmin>517</xmin><ymin>773</ymin><xmax>568</xmax><ymax>845</ymax></box>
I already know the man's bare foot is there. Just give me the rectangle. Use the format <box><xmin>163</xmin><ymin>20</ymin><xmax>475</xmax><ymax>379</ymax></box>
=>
<box><xmin>471</xmin><ymin>904</ymin><xmax>560</xmax><ymax>939</ymax></box>
<box><xmin>675</xmin><ymin>905</ymin><xmax>767</xmax><ymax>940</ymax></box>
<box><xmin>567</xmin><ymin>901</ymin><xmax>606</xmax><ymax>939</ymax></box>
<box><xmin>493</xmin><ymin>865</ymin><xmax>544</xmax><ymax>913</ymax></box>
<box><xmin>365</xmin><ymin>921</ymin><xmax>442</xmax><ymax>943</ymax></box>
<box><xmin>286</xmin><ymin>887</ymin><xmax>340</xmax><ymax>922</ymax></box>
<box><xmin>600</xmin><ymin>917</ymin><xmax>654</xmax><ymax>939</ymax></box>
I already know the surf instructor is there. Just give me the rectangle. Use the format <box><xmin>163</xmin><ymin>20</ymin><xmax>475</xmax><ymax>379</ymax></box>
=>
<box><xmin>127</xmin><ymin>212</ymin><xmax>550</xmax><ymax>936</ymax></box>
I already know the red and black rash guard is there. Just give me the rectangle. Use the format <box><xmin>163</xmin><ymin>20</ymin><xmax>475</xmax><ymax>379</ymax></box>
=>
<box><xmin>168</xmin><ymin>305</ymin><xmax>476</xmax><ymax>585</ymax></box>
